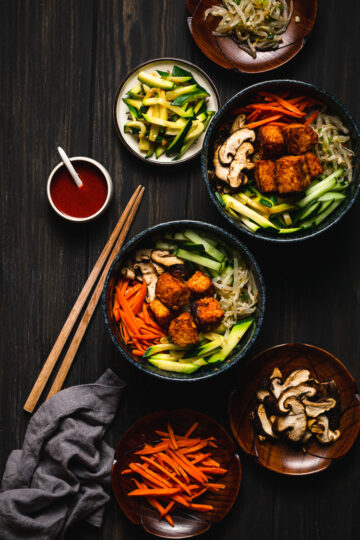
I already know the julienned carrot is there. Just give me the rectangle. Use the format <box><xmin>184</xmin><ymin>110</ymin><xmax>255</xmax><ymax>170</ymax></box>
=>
<box><xmin>190</xmin><ymin>503</ymin><xmax>214</xmax><ymax>512</ymax></box>
<box><xmin>185</xmin><ymin>422</ymin><xmax>199</xmax><ymax>438</ymax></box>
<box><xmin>257</xmin><ymin>91</ymin><xmax>304</xmax><ymax>115</ymax></box>
<box><xmin>168</xmin><ymin>423</ymin><xmax>178</xmax><ymax>450</ymax></box>
<box><xmin>122</xmin><ymin>423</ymin><xmax>227</xmax><ymax>524</ymax></box>
<box><xmin>305</xmin><ymin>110</ymin><xmax>320</xmax><ymax>126</ymax></box>
<box><xmin>244</xmin><ymin>104</ymin><xmax>304</xmax><ymax>118</ymax></box>
<box><xmin>135</xmin><ymin>441</ymin><xmax>170</xmax><ymax>454</ymax></box>
<box><xmin>128</xmin><ymin>487</ymin><xmax>180</xmax><ymax>497</ymax></box>
<box><xmin>245</xmin><ymin>114</ymin><xmax>283</xmax><ymax>129</ymax></box>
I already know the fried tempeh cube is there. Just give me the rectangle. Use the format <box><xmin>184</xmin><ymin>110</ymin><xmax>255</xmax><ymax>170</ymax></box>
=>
<box><xmin>282</xmin><ymin>123</ymin><xmax>318</xmax><ymax>155</ymax></box>
<box><xmin>191</xmin><ymin>297</ymin><xmax>224</xmax><ymax>331</ymax></box>
<box><xmin>255</xmin><ymin>160</ymin><xmax>276</xmax><ymax>192</ymax></box>
<box><xmin>155</xmin><ymin>273</ymin><xmax>190</xmax><ymax>310</ymax></box>
<box><xmin>149</xmin><ymin>299</ymin><xmax>173</xmax><ymax>327</ymax></box>
<box><xmin>275</xmin><ymin>155</ymin><xmax>311</xmax><ymax>193</ymax></box>
<box><xmin>305</xmin><ymin>152</ymin><xmax>323</xmax><ymax>177</ymax></box>
<box><xmin>168</xmin><ymin>312</ymin><xmax>199</xmax><ymax>347</ymax></box>
<box><xmin>258</xmin><ymin>124</ymin><xmax>285</xmax><ymax>158</ymax></box>
<box><xmin>187</xmin><ymin>271</ymin><xmax>215</xmax><ymax>298</ymax></box>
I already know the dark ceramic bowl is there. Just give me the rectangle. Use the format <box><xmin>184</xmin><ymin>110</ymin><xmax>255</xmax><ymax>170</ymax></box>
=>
<box><xmin>103</xmin><ymin>221</ymin><xmax>265</xmax><ymax>382</ymax></box>
<box><xmin>201</xmin><ymin>80</ymin><xmax>360</xmax><ymax>243</ymax></box>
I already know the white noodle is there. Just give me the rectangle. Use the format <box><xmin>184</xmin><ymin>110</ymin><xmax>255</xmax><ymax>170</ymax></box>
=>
<box><xmin>205</xmin><ymin>0</ymin><xmax>293</xmax><ymax>58</ymax></box>
<box><xmin>212</xmin><ymin>250</ymin><xmax>258</xmax><ymax>332</ymax></box>
<box><xmin>311</xmin><ymin>110</ymin><xmax>354</xmax><ymax>182</ymax></box>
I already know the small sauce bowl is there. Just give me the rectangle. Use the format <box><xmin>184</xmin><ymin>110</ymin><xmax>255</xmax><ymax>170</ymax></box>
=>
<box><xmin>47</xmin><ymin>156</ymin><xmax>113</xmax><ymax>223</ymax></box>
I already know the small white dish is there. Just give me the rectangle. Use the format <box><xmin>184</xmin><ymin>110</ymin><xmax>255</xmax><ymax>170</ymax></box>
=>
<box><xmin>113</xmin><ymin>57</ymin><xmax>220</xmax><ymax>165</ymax></box>
<box><xmin>47</xmin><ymin>156</ymin><xmax>113</xmax><ymax>223</ymax></box>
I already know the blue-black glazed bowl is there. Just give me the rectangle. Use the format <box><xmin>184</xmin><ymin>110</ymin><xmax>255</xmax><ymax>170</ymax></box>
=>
<box><xmin>102</xmin><ymin>220</ymin><xmax>265</xmax><ymax>382</ymax></box>
<box><xmin>201</xmin><ymin>80</ymin><xmax>360</xmax><ymax>243</ymax></box>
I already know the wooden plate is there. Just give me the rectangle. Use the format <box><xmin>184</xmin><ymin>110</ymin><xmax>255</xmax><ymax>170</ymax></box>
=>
<box><xmin>186</xmin><ymin>0</ymin><xmax>318</xmax><ymax>73</ymax></box>
<box><xmin>228</xmin><ymin>344</ymin><xmax>360</xmax><ymax>476</ymax></box>
<box><xmin>112</xmin><ymin>409</ymin><xmax>241</xmax><ymax>538</ymax></box>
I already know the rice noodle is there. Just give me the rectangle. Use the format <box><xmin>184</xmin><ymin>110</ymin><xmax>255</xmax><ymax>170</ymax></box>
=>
<box><xmin>204</xmin><ymin>0</ymin><xmax>293</xmax><ymax>58</ymax></box>
<box><xmin>311</xmin><ymin>110</ymin><xmax>354</xmax><ymax>182</ymax></box>
<box><xmin>212</xmin><ymin>251</ymin><xmax>258</xmax><ymax>337</ymax></box>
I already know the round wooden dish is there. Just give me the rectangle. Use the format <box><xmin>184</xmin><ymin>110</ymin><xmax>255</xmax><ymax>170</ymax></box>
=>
<box><xmin>112</xmin><ymin>409</ymin><xmax>241</xmax><ymax>538</ymax></box>
<box><xmin>186</xmin><ymin>0</ymin><xmax>318</xmax><ymax>73</ymax></box>
<box><xmin>228</xmin><ymin>343</ymin><xmax>360</xmax><ymax>476</ymax></box>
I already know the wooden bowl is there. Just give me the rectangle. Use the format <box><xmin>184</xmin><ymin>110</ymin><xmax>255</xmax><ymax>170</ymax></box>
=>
<box><xmin>228</xmin><ymin>344</ymin><xmax>360</xmax><ymax>476</ymax></box>
<box><xmin>186</xmin><ymin>0</ymin><xmax>318</xmax><ymax>73</ymax></box>
<box><xmin>111</xmin><ymin>409</ymin><xmax>241</xmax><ymax>538</ymax></box>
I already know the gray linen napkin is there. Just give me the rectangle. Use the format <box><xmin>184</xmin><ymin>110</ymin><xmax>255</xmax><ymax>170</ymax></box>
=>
<box><xmin>0</xmin><ymin>369</ymin><xmax>125</xmax><ymax>539</ymax></box>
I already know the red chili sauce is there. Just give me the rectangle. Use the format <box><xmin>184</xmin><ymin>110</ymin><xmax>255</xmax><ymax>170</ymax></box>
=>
<box><xmin>50</xmin><ymin>161</ymin><xmax>108</xmax><ymax>218</ymax></box>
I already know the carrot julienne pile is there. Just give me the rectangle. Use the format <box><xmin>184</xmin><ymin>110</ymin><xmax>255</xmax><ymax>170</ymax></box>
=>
<box><xmin>232</xmin><ymin>91</ymin><xmax>324</xmax><ymax>129</ymax></box>
<box><xmin>121</xmin><ymin>422</ymin><xmax>227</xmax><ymax>527</ymax></box>
<box><xmin>113</xmin><ymin>278</ymin><xmax>166</xmax><ymax>356</ymax></box>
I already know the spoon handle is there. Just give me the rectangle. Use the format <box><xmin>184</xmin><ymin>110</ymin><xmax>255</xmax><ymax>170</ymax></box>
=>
<box><xmin>57</xmin><ymin>146</ymin><xmax>83</xmax><ymax>187</ymax></box>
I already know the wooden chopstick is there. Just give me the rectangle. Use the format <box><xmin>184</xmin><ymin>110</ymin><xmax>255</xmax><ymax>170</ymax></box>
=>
<box><xmin>23</xmin><ymin>185</ymin><xmax>144</xmax><ymax>413</ymax></box>
<box><xmin>46</xmin><ymin>186</ymin><xmax>145</xmax><ymax>400</ymax></box>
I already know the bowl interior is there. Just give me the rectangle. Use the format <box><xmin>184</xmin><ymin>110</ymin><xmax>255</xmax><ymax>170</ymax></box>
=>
<box><xmin>111</xmin><ymin>409</ymin><xmax>241</xmax><ymax>538</ymax></box>
<box><xmin>114</xmin><ymin>58</ymin><xmax>220</xmax><ymax>165</ymax></box>
<box><xmin>189</xmin><ymin>0</ymin><xmax>318</xmax><ymax>73</ymax></box>
<box><xmin>228</xmin><ymin>343</ymin><xmax>360</xmax><ymax>476</ymax></box>
<box><xmin>103</xmin><ymin>221</ymin><xmax>265</xmax><ymax>382</ymax></box>
<box><xmin>202</xmin><ymin>80</ymin><xmax>360</xmax><ymax>243</ymax></box>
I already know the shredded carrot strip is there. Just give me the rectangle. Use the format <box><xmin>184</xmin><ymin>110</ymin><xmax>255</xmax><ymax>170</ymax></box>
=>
<box><xmin>245</xmin><ymin>114</ymin><xmax>283</xmax><ymax>129</ymax></box>
<box><xmin>184</xmin><ymin>422</ymin><xmax>199</xmax><ymax>438</ymax></box>
<box><xmin>121</xmin><ymin>423</ymin><xmax>227</xmax><ymax>524</ymax></box>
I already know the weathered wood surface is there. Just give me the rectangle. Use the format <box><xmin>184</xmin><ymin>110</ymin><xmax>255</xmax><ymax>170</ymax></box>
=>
<box><xmin>1</xmin><ymin>1</ymin><xmax>359</xmax><ymax>539</ymax></box>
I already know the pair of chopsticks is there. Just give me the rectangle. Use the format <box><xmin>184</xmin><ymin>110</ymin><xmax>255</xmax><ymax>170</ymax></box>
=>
<box><xmin>23</xmin><ymin>185</ymin><xmax>145</xmax><ymax>413</ymax></box>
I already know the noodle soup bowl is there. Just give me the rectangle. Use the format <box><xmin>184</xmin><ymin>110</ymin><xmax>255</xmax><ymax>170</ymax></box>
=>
<box><xmin>202</xmin><ymin>80</ymin><xmax>360</xmax><ymax>243</ymax></box>
<box><xmin>103</xmin><ymin>221</ymin><xmax>265</xmax><ymax>382</ymax></box>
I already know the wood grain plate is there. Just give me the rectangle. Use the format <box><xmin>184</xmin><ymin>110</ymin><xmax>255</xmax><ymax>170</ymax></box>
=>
<box><xmin>228</xmin><ymin>343</ymin><xmax>360</xmax><ymax>475</ymax></box>
<box><xmin>112</xmin><ymin>409</ymin><xmax>241</xmax><ymax>538</ymax></box>
<box><xmin>186</xmin><ymin>0</ymin><xmax>318</xmax><ymax>73</ymax></box>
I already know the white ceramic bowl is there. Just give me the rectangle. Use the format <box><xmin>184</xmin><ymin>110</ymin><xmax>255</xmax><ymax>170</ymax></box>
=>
<box><xmin>113</xmin><ymin>57</ymin><xmax>220</xmax><ymax>165</ymax></box>
<box><xmin>47</xmin><ymin>156</ymin><xmax>113</xmax><ymax>223</ymax></box>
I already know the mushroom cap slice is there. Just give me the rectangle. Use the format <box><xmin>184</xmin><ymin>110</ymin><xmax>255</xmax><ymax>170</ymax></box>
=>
<box><xmin>270</xmin><ymin>367</ymin><xmax>282</xmax><ymax>379</ymax></box>
<box><xmin>227</xmin><ymin>142</ymin><xmax>255</xmax><ymax>188</ymax></box>
<box><xmin>213</xmin><ymin>146</ymin><xmax>230</xmax><ymax>182</ymax></box>
<box><xmin>230</xmin><ymin>114</ymin><xmax>246</xmax><ymax>133</ymax></box>
<box><xmin>270</xmin><ymin>369</ymin><xmax>311</xmax><ymax>399</ymax></box>
<box><xmin>218</xmin><ymin>128</ymin><xmax>256</xmax><ymax>165</ymax></box>
<box><xmin>256</xmin><ymin>389</ymin><xmax>270</xmax><ymax>402</ymax></box>
<box><xmin>133</xmin><ymin>261</ymin><xmax>158</xmax><ymax>301</ymax></box>
<box><xmin>302</xmin><ymin>397</ymin><xmax>337</xmax><ymax>418</ymax></box>
<box><xmin>309</xmin><ymin>414</ymin><xmax>341</xmax><ymax>444</ymax></box>
<box><xmin>151</xmin><ymin>250</ymin><xmax>184</xmax><ymax>267</ymax></box>
<box><xmin>134</xmin><ymin>249</ymin><xmax>153</xmax><ymax>261</ymax></box>
<box><xmin>254</xmin><ymin>403</ymin><xmax>279</xmax><ymax>440</ymax></box>
<box><xmin>274</xmin><ymin>397</ymin><xmax>307</xmax><ymax>442</ymax></box>
<box><xmin>277</xmin><ymin>383</ymin><xmax>317</xmax><ymax>413</ymax></box>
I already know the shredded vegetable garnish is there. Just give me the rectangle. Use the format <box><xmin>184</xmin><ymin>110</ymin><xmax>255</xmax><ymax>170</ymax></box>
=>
<box><xmin>212</xmin><ymin>251</ymin><xmax>258</xmax><ymax>337</ymax></box>
<box><xmin>205</xmin><ymin>0</ymin><xmax>293</xmax><ymax>59</ymax></box>
<box><xmin>311</xmin><ymin>111</ymin><xmax>354</xmax><ymax>182</ymax></box>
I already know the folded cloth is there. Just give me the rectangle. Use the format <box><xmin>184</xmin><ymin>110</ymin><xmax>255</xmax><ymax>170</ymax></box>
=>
<box><xmin>0</xmin><ymin>369</ymin><xmax>125</xmax><ymax>540</ymax></box>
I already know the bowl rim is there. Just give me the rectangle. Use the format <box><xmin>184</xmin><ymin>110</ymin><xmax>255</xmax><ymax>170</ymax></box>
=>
<box><xmin>201</xmin><ymin>79</ymin><xmax>360</xmax><ymax>243</ymax></box>
<box><xmin>102</xmin><ymin>219</ymin><xmax>266</xmax><ymax>382</ymax></box>
<box><xmin>228</xmin><ymin>342</ymin><xmax>360</xmax><ymax>476</ymax></box>
<box><xmin>47</xmin><ymin>156</ymin><xmax>113</xmax><ymax>223</ymax></box>
<box><xmin>113</xmin><ymin>57</ymin><xmax>221</xmax><ymax>166</ymax></box>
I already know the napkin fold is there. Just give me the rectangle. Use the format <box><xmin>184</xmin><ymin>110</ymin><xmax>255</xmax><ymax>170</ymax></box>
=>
<box><xmin>0</xmin><ymin>369</ymin><xmax>125</xmax><ymax>539</ymax></box>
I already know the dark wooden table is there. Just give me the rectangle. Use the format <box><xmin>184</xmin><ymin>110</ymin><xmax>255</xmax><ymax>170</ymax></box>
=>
<box><xmin>1</xmin><ymin>1</ymin><xmax>359</xmax><ymax>539</ymax></box>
